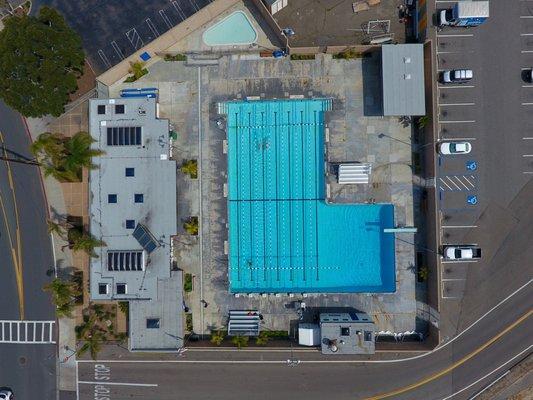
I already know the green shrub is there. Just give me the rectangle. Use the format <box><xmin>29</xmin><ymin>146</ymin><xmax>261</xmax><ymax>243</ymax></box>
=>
<box><xmin>184</xmin><ymin>273</ymin><xmax>193</xmax><ymax>292</ymax></box>
<box><xmin>210</xmin><ymin>330</ymin><xmax>226</xmax><ymax>346</ymax></box>
<box><xmin>185</xmin><ymin>313</ymin><xmax>193</xmax><ymax>332</ymax></box>
<box><xmin>231</xmin><ymin>335</ymin><xmax>249</xmax><ymax>349</ymax></box>
<box><xmin>164</xmin><ymin>53</ymin><xmax>187</xmax><ymax>61</ymax></box>
<box><xmin>333</xmin><ymin>49</ymin><xmax>363</xmax><ymax>60</ymax></box>
<box><xmin>290</xmin><ymin>54</ymin><xmax>315</xmax><ymax>60</ymax></box>
<box><xmin>255</xmin><ymin>331</ymin><xmax>270</xmax><ymax>346</ymax></box>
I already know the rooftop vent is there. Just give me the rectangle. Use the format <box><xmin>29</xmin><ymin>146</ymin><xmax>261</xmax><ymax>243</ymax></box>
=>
<box><xmin>404</xmin><ymin>74</ymin><xmax>412</xmax><ymax>80</ymax></box>
<box><xmin>403</xmin><ymin>57</ymin><xmax>411</xmax><ymax>63</ymax></box>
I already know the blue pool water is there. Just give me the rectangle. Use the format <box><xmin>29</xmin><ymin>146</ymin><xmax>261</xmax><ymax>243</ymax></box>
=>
<box><xmin>203</xmin><ymin>11</ymin><xmax>258</xmax><ymax>46</ymax></box>
<box><xmin>222</xmin><ymin>99</ymin><xmax>396</xmax><ymax>293</ymax></box>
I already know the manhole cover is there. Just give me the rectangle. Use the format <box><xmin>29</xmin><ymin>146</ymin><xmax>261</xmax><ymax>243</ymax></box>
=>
<box><xmin>19</xmin><ymin>356</ymin><xmax>26</xmax><ymax>365</ymax></box>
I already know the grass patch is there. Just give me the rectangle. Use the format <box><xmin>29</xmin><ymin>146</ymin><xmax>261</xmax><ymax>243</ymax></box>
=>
<box><xmin>260</xmin><ymin>330</ymin><xmax>289</xmax><ymax>338</ymax></box>
<box><xmin>184</xmin><ymin>273</ymin><xmax>193</xmax><ymax>292</ymax></box>
<box><xmin>290</xmin><ymin>54</ymin><xmax>315</xmax><ymax>60</ymax></box>
<box><xmin>333</xmin><ymin>49</ymin><xmax>364</xmax><ymax>60</ymax></box>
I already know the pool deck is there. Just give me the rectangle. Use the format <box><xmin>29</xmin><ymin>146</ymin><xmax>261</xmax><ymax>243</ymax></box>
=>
<box><xmin>107</xmin><ymin>53</ymin><xmax>417</xmax><ymax>335</ymax></box>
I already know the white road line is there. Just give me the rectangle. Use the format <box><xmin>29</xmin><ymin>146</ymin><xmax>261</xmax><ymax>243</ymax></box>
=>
<box><xmin>521</xmin><ymin>33</ymin><xmax>533</xmax><ymax>36</ymax></box>
<box><xmin>440</xmin><ymin>120</ymin><xmax>476</xmax><ymax>124</ymax></box>
<box><xmin>440</xmin><ymin>137</ymin><xmax>477</xmax><ymax>141</ymax></box>
<box><xmin>76</xmin><ymin>361</ymin><xmax>79</xmax><ymax>400</ymax></box>
<box><xmin>454</xmin><ymin>176</ymin><xmax>471</xmax><ymax>190</ymax></box>
<box><xmin>446</xmin><ymin>176</ymin><xmax>462</xmax><ymax>190</ymax></box>
<box><xmin>521</xmin><ymin>102</ymin><xmax>533</xmax><ymax>105</ymax></box>
<box><xmin>522</xmin><ymin>154</ymin><xmax>533</xmax><ymax>157</ymax></box>
<box><xmin>441</xmin><ymin>296</ymin><xmax>461</xmax><ymax>299</ymax></box>
<box><xmin>442</xmin><ymin>260</ymin><xmax>479</xmax><ymax>264</ymax></box>
<box><xmin>521</xmin><ymin>15</ymin><xmax>533</xmax><ymax>18</ymax></box>
<box><xmin>523</xmin><ymin>171</ymin><xmax>533</xmax><ymax>174</ymax></box>
<box><xmin>442</xmin><ymin>278</ymin><xmax>466</xmax><ymax>281</ymax></box>
<box><xmin>523</xmin><ymin>137</ymin><xmax>533</xmax><ymax>139</ymax></box>
<box><xmin>462</xmin><ymin>175</ymin><xmax>475</xmax><ymax>187</ymax></box>
<box><xmin>439</xmin><ymin>85</ymin><xmax>475</xmax><ymax>89</ymax></box>
<box><xmin>521</xmin><ymin>67</ymin><xmax>532</xmax><ymax>70</ymax></box>
<box><xmin>78</xmin><ymin>381</ymin><xmax>158</xmax><ymax>387</ymax></box>
<box><xmin>439</xmin><ymin>178</ymin><xmax>454</xmax><ymax>191</ymax></box>
<box><xmin>437</xmin><ymin>34</ymin><xmax>474</xmax><ymax>37</ymax></box>
<box><xmin>521</xmin><ymin>50</ymin><xmax>533</xmax><ymax>53</ymax></box>
<box><xmin>442</xmin><ymin>225</ymin><xmax>477</xmax><ymax>229</ymax></box>
<box><xmin>442</xmin><ymin>345</ymin><xmax>533</xmax><ymax>400</ymax></box>
<box><xmin>522</xmin><ymin>85</ymin><xmax>533</xmax><ymax>87</ymax></box>
<box><xmin>439</xmin><ymin>103</ymin><xmax>475</xmax><ymax>106</ymax></box>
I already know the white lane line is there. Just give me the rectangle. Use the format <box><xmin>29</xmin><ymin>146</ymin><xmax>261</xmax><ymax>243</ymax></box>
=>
<box><xmin>467</xmin><ymin>371</ymin><xmax>511</xmax><ymax>400</ymax></box>
<box><xmin>523</xmin><ymin>154</ymin><xmax>533</xmax><ymax>157</ymax></box>
<box><xmin>442</xmin><ymin>225</ymin><xmax>477</xmax><ymax>229</ymax></box>
<box><xmin>521</xmin><ymin>50</ymin><xmax>533</xmax><ymax>53</ymax></box>
<box><xmin>441</xmin><ymin>296</ymin><xmax>461</xmax><ymax>299</ymax></box>
<box><xmin>439</xmin><ymin>103</ymin><xmax>475</xmax><ymax>106</ymax></box>
<box><xmin>522</xmin><ymin>102</ymin><xmax>533</xmax><ymax>105</ymax></box>
<box><xmin>521</xmin><ymin>33</ymin><xmax>533</xmax><ymax>36</ymax></box>
<box><xmin>462</xmin><ymin>175</ymin><xmax>475</xmax><ymax>188</ymax></box>
<box><xmin>439</xmin><ymin>178</ymin><xmax>454</xmax><ymax>191</ymax></box>
<box><xmin>523</xmin><ymin>171</ymin><xmax>533</xmax><ymax>174</ymax></box>
<box><xmin>440</xmin><ymin>137</ymin><xmax>477</xmax><ymax>141</ymax></box>
<box><xmin>439</xmin><ymin>85</ymin><xmax>475</xmax><ymax>89</ymax></box>
<box><xmin>521</xmin><ymin>15</ymin><xmax>533</xmax><ymax>18</ymax></box>
<box><xmin>454</xmin><ymin>176</ymin><xmax>471</xmax><ymax>190</ymax></box>
<box><xmin>437</xmin><ymin>34</ymin><xmax>474</xmax><ymax>37</ymax></box>
<box><xmin>523</xmin><ymin>137</ymin><xmax>533</xmax><ymax>139</ymax></box>
<box><xmin>442</xmin><ymin>278</ymin><xmax>466</xmax><ymax>281</ymax></box>
<box><xmin>522</xmin><ymin>85</ymin><xmax>533</xmax><ymax>87</ymax></box>
<box><xmin>440</xmin><ymin>120</ymin><xmax>476</xmax><ymax>124</ymax></box>
<box><xmin>446</xmin><ymin>176</ymin><xmax>462</xmax><ymax>190</ymax></box>
<box><xmin>78</xmin><ymin>381</ymin><xmax>158</xmax><ymax>387</ymax></box>
<box><xmin>521</xmin><ymin>67</ymin><xmax>532</xmax><ymax>70</ymax></box>
<box><xmin>437</xmin><ymin>51</ymin><xmax>475</xmax><ymax>54</ymax></box>
<box><xmin>76</xmin><ymin>361</ymin><xmax>79</xmax><ymax>400</ymax></box>
<box><xmin>442</xmin><ymin>260</ymin><xmax>479</xmax><ymax>264</ymax></box>
<box><xmin>442</xmin><ymin>345</ymin><xmax>533</xmax><ymax>400</ymax></box>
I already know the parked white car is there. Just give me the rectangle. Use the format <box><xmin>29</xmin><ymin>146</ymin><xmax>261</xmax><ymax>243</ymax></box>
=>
<box><xmin>439</xmin><ymin>141</ymin><xmax>472</xmax><ymax>155</ymax></box>
<box><xmin>443</xmin><ymin>246</ymin><xmax>482</xmax><ymax>260</ymax></box>
<box><xmin>441</xmin><ymin>69</ymin><xmax>473</xmax><ymax>84</ymax></box>
<box><xmin>0</xmin><ymin>389</ymin><xmax>13</xmax><ymax>400</ymax></box>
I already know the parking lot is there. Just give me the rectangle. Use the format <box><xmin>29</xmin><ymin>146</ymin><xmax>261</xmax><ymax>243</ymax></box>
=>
<box><xmin>431</xmin><ymin>0</ymin><xmax>533</xmax><ymax>305</ymax></box>
<box><xmin>31</xmin><ymin>0</ymin><xmax>213</xmax><ymax>73</ymax></box>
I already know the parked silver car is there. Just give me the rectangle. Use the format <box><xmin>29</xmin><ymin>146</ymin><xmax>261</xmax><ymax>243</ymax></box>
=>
<box><xmin>441</xmin><ymin>69</ymin><xmax>473</xmax><ymax>84</ymax></box>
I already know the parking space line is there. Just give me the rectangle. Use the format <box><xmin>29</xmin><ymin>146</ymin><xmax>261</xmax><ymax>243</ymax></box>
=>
<box><xmin>159</xmin><ymin>10</ymin><xmax>173</xmax><ymax>29</ymax></box>
<box><xmin>521</xmin><ymin>50</ymin><xmax>533</xmax><ymax>53</ymax></box>
<box><xmin>439</xmin><ymin>178</ymin><xmax>454</xmax><ymax>191</ymax></box>
<box><xmin>125</xmin><ymin>28</ymin><xmax>144</xmax><ymax>50</ymax></box>
<box><xmin>437</xmin><ymin>34</ymin><xmax>474</xmax><ymax>38</ymax></box>
<box><xmin>521</xmin><ymin>102</ymin><xmax>533</xmax><ymax>105</ymax></box>
<box><xmin>146</xmin><ymin>18</ymin><xmax>160</xmax><ymax>37</ymax></box>
<box><xmin>522</xmin><ymin>154</ymin><xmax>533</xmax><ymax>157</ymax></box>
<box><xmin>440</xmin><ymin>120</ymin><xmax>476</xmax><ymax>124</ymax></box>
<box><xmin>436</xmin><ymin>51</ymin><xmax>475</xmax><ymax>54</ymax></box>
<box><xmin>446</xmin><ymin>176</ymin><xmax>462</xmax><ymax>190</ymax></box>
<box><xmin>188</xmin><ymin>0</ymin><xmax>200</xmax><ymax>11</ymax></box>
<box><xmin>442</xmin><ymin>225</ymin><xmax>477</xmax><ymax>229</ymax></box>
<box><xmin>111</xmin><ymin>41</ymin><xmax>124</xmax><ymax>60</ymax></box>
<box><xmin>521</xmin><ymin>33</ymin><xmax>533</xmax><ymax>36</ymax></box>
<box><xmin>440</xmin><ymin>137</ymin><xmax>477</xmax><ymax>141</ymax></box>
<box><xmin>523</xmin><ymin>171</ymin><xmax>533</xmax><ymax>174</ymax></box>
<box><xmin>453</xmin><ymin>176</ymin><xmax>471</xmax><ymax>190</ymax></box>
<box><xmin>438</xmin><ymin>85</ymin><xmax>475</xmax><ymax>89</ymax></box>
<box><xmin>522</xmin><ymin>85</ymin><xmax>533</xmax><ymax>88</ymax></box>
<box><xmin>521</xmin><ymin>16</ymin><xmax>533</xmax><ymax>18</ymax></box>
<box><xmin>442</xmin><ymin>260</ymin><xmax>479</xmax><ymax>264</ymax></box>
<box><xmin>462</xmin><ymin>175</ymin><xmax>475</xmax><ymax>187</ymax></box>
<box><xmin>97</xmin><ymin>50</ymin><xmax>111</xmax><ymax>69</ymax></box>
<box><xmin>439</xmin><ymin>103</ymin><xmax>475</xmax><ymax>106</ymax></box>
<box><xmin>442</xmin><ymin>278</ymin><xmax>466</xmax><ymax>281</ymax></box>
<box><xmin>172</xmin><ymin>1</ymin><xmax>187</xmax><ymax>20</ymax></box>
<box><xmin>523</xmin><ymin>137</ymin><xmax>533</xmax><ymax>139</ymax></box>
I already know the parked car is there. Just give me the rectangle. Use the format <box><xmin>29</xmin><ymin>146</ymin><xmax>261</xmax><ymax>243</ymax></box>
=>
<box><xmin>443</xmin><ymin>246</ymin><xmax>482</xmax><ymax>260</ymax></box>
<box><xmin>438</xmin><ymin>141</ymin><xmax>472</xmax><ymax>155</ymax></box>
<box><xmin>0</xmin><ymin>388</ymin><xmax>13</xmax><ymax>400</ymax></box>
<box><xmin>523</xmin><ymin>68</ymin><xmax>533</xmax><ymax>83</ymax></box>
<box><xmin>441</xmin><ymin>69</ymin><xmax>473</xmax><ymax>84</ymax></box>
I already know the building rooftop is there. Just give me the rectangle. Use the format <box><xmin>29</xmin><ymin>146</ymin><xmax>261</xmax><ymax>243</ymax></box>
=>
<box><xmin>88</xmin><ymin>97</ymin><xmax>182</xmax><ymax>350</ymax></box>
<box><xmin>320</xmin><ymin>312</ymin><xmax>375</xmax><ymax>355</ymax></box>
<box><xmin>381</xmin><ymin>44</ymin><xmax>426</xmax><ymax>116</ymax></box>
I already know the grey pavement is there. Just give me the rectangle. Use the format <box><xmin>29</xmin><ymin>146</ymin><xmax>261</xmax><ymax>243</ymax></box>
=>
<box><xmin>0</xmin><ymin>100</ymin><xmax>56</xmax><ymax>399</ymax></box>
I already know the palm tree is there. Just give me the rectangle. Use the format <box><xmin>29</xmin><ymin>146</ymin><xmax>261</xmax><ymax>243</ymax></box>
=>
<box><xmin>43</xmin><ymin>278</ymin><xmax>80</xmax><ymax>318</ymax></box>
<box><xmin>180</xmin><ymin>159</ymin><xmax>198</xmax><ymax>179</ymax></box>
<box><xmin>31</xmin><ymin>132</ymin><xmax>64</xmax><ymax>162</ymax></box>
<box><xmin>46</xmin><ymin>219</ymin><xmax>69</xmax><ymax>239</ymax></box>
<box><xmin>68</xmin><ymin>228</ymin><xmax>106</xmax><ymax>258</ymax></box>
<box><xmin>77</xmin><ymin>330</ymin><xmax>105</xmax><ymax>360</ymax></box>
<box><xmin>183</xmin><ymin>216</ymin><xmax>198</xmax><ymax>236</ymax></box>
<box><xmin>62</xmin><ymin>132</ymin><xmax>103</xmax><ymax>172</ymax></box>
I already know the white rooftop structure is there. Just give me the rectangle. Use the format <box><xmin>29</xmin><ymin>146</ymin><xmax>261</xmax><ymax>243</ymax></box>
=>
<box><xmin>88</xmin><ymin>97</ymin><xmax>182</xmax><ymax>351</ymax></box>
<box><xmin>338</xmin><ymin>163</ymin><xmax>372</xmax><ymax>184</ymax></box>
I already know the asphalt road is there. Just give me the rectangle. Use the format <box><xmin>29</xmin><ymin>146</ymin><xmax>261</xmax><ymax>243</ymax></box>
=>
<box><xmin>77</xmin><ymin>281</ymin><xmax>532</xmax><ymax>400</ymax></box>
<box><xmin>0</xmin><ymin>100</ymin><xmax>56</xmax><ymax>399</ymax></box>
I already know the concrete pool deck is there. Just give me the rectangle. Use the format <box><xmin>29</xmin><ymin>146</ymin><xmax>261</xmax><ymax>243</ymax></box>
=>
<box><xmin>107</xmin><ymin>53</ymin><xmax>417</xmax><ymax>335</ymax></box>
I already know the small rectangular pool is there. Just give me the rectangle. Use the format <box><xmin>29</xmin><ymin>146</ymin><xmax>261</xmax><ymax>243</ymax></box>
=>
<box><xmin>221</xmin><ymin>98</ymin><xmax>396</xmax><ymax>293</ymax></box>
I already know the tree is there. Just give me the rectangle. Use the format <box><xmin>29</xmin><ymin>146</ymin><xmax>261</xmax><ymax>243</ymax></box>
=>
<box><xmin>180</xmin><ymin>159</ymin><xmax>198</xmax><ymax>179</ymax></box>
<box><xmin>183</xmin><ymin>216</ymin><xmax>198</xmax><ymax>236</ymax></box>
<box><xmin>77</xmin><ymin>330</ymin><xmax>105</xmax><ymax>360</ymax></box>
<box><xmin>43</xmin><ymin>277</ymin><xmax>81</xmax><ymax>318</ymax></box>
<box><xmin>68</xmin><ymin>228</ymin><xmax>106</xmax><ymax>258</ymax></box>
<box><xmin>31</xmin><ymin>131</ymin><xmax>103</xmax><ymax>182</ymax></box>
<box><xmin>0</xmin><ymin>7</ymin><xmax>85</xmax><ymax>117</ymax></box>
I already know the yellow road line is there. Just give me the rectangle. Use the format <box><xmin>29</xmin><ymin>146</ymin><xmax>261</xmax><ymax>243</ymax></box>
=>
<box><xmin>0</xmin><ymin>131</ymin><xmax>24</xmax><ymax>319</ymax></box>
<box><xmin>364</xmin><ymin>309</ymin><xmax>533</xmax><ymax>399</ymax></box>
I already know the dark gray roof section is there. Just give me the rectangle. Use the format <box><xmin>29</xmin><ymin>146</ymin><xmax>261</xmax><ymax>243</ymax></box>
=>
<box><xmin>320</xmin><ymin>312</ymin><xmax>375</xmax><ymax>355</ymax></box>
<box><xmin>381</xmin><ymin>44</ymin><xmax>426</xmax><ymax>116</ymax></box>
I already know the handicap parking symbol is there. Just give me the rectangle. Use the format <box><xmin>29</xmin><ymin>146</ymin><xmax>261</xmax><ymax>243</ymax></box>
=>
<box><xmin>467</xmin><ymin>195</ymin><xmax>478</xmax><ymax>205</ymax></box>
<box><xmin>466</xmin><ymin>160</ymin><xmax>477</xmax><ymax>171</ymax></box>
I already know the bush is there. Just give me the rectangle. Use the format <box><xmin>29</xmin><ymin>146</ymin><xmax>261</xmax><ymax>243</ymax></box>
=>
<box><xmin>183</xmin><ymin>216</ymin><xmax>199</xmax><ymax>236</ymax></box>
<box><xmin>333</xmin><ymin>49</ymin><xmax>363</xmax><ymax>60</ymax></box>
<box><xmin>125</xmin><ymin>61</ymin><xmax>148</xmax><ymax>82</ymax></box>
<box><xmin>184</xmin><ymin>273</ymin><xmax>193</xmax><ymax>292</ymax></box>
<box><xmin>180</xmin><ymin>159</ymin><xmax>198</xmax><ymax>179</ymax></box>
<box><xmin>185</xmin><ymin>313</ymin><xmax>193</xmax><ymax>332</ymax></box>
<box><xmin>231</xmin><ymin>335</ymin><xmax>249</xmax><ymax>349</ymax></box>
<box><xmin>210</xmin><ymin>330</ymin><xmax>226</xmax><ymax>346</ymax></box>
<box><xmin>255</xmin><ymin>331</ymin><xmax>270</xmax><ymax>346</ymax></box>
<box><xmin>290</xmin><ymin>54</ymin><xmax>315</xmax><ymax>60</ymax></box>
<box><xmin>164</xmin><ymin>53</ymin><xmax>187</xmax><ymax>61</ymax></box>
<box><xmin>118</xmin><ymin>301</ymin><xmax>129</xmax><ymax>318</ymax></box>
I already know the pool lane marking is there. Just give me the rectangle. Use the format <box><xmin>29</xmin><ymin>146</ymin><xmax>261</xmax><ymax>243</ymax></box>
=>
<box><xmin>363</xmin><ymin>309</ymin><xmax>533</xmax><ymax>400</ymax></box>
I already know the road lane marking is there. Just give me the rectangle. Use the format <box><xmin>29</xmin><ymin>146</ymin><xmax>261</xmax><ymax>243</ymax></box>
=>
<box><xmin>439</xmin><ymin>103</ymin><xmax>475</xmax><ymax>106</ymax></box>
<box><xmin>441</xmin><ymin>260</ymin><xmax>479</xmax><ymax>264</ymax></box>
<box><xmin>521</xmin><ymin>50</ymin><xmax>533</xmax><ymax>53</ymax></box>
<box><xmin>441</xmin><ymin>278</ymin><xmax>465</xmax><ymax>281</ymax></box>
<box><xmin>438</xmin><ymin>85</ymin><xmax>475</xmax><ymax>89</ymax></box>
<box><xmin>442</xmin><ymin>345</ymin><xmax>532</xmax><ymax>400</ymax></box>
<box><xmin>522</xmin><ymin>85</ymin><xmax>533</xmax><ymax>87</ymax></box>
<box><xmin>520</xmin><ymin>33</ymin><xmax>533</xmax><ymax>36</ymax></box>
<box><xmin>440</xmin><ymin>120</ymin><xmax>476</xmax><ymax>124</ymax></box>
<box><xmin>520</xmin><ymin>15</ymin><xmax>533</xmax><ymax>18</ymax></box>
<box><xmin>522</xmin><ymin>154</ymin><xmax>533</xmax><ymax>157</ymax></box>
<box><xmin>522</xmin><ymin>137</ymin><xmax>533</xmax><ymax>139</ymax></box>
<box><xmin>442</xmin><ymin>225</ymin><xmax>477</xmax><ymax>228</ymax></box>
<box><xmin>79</xmin><ymin>381</ymin><xmax>158</xmax><ymax>387</ymax></box>
<box><xmin>437</xmin><ymin>34</ymin><xmax>474</xmax><ymax>37</ymax></box>
<box><xmin>521</xmin><ymin>102</ymin><xmax>533</xmax><ymax>105</ymax></box>
<box><xmin>0</xmin><ymin>131</ymin><xmax>24</xmax><ymax>319</ymax></box>
<box><xmin>523</xmin><ymin>171</ymin><xmax>533</xmax><ymax>174</ymax></box>
<box><xmin>363</xmin><ymin>310</ymin><xmax>533</xmax><ymax>399</ymax></box>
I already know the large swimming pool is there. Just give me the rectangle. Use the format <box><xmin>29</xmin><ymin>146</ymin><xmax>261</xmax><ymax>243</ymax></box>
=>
<box><xmin>203</xmin><ymin>11</ymin><xmax>257</xmax><ymax>46</ymax></box>
<box><xmin>221</xmin><ymin>99</ymin><xmax>396</xmax><ymax>293</ymax></box>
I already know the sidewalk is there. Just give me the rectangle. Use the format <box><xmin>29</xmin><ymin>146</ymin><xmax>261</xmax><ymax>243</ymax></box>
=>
<box><xmin>25</xmin><ymin>101</ymin><xmax>90</xmax><ymax>393</ymax></box>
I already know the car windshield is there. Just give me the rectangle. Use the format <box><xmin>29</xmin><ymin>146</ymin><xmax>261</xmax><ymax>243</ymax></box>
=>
<box><xmin>455</xmin><ymin>249</ymin><xmax>462</xmax><ymax>258</ymax></box>
<box><xmin>449</xmin><ymin>143</ymin><xmax>457</xmax><ymax>152</ymax></box>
